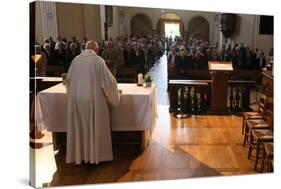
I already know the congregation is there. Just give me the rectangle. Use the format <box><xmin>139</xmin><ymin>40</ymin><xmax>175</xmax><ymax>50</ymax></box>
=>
<box><xmin>35</xmin><ymin>34</ymin><xmax>273</xmax><ymax>77</ymax></box>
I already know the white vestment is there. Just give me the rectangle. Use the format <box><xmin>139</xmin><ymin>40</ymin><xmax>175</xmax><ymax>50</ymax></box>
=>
<box><xmin>66</xmin><ymin>49</ymin><xmax>120</xmax><ymax>164</ymax></box>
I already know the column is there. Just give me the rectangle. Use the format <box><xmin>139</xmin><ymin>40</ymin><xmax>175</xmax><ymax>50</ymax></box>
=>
<box><xmin>39</xmin><ymin>1</ymin><xmax>58</xmax><ymax>40</ymax></box>
<box><xmin>100</xmin><ymin>5</ymin><xmax>106</xmax><ymax>40</ymax></box>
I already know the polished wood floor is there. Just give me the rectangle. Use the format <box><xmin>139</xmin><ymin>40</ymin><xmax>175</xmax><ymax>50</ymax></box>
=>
<box><xmin>30</xmin><ymin>56</ymin><xmax>260</xmax><ymax>188</ymax></box>
<box><xmin>31</xmin><ymin>107</ymin><xmax>259</xmax><ymax>187</ymax></box>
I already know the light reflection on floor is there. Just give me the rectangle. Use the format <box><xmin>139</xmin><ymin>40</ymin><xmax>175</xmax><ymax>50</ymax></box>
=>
<box><xmin>30</xmin><ymin>130</ymin><xmax>57</xmax><ymax>188</ymax></box>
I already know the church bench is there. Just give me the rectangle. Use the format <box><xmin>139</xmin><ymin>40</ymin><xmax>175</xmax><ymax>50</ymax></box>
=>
<box><xmin>116</xmin><ymin>65</ymin><xmax>137</xmax><ymax>83</ymax></box>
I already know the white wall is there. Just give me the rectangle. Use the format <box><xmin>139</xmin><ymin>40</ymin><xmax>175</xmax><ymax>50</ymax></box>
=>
<box><xmin>221</xmin><ymin>14</ymin><xmax>273</xmax><ymax>54</ymax></box>
<box><xmin>252</xmin><ymin>15</ymin><xmax>273</xmax><ymax>55</ymax></box>
<box><xmin>225</xmin><ymin>14</ymin><xmax>256</xmax><ymax>48</ymax></box>
<box><xmin>35</xmin><ymin>1</ymin><xmax>58</xmax><ymax>44</ymax></box>
<box><xmin>56</xmin><ymin>2</ymin><xmax>85</xmax><ymax>41</ymax></box>
<box><xmin>83</xmin><ymin>4</ymin><xmax>101</xmax><ymax>41</ymax></box>
<box><xmin>36</xmin><ymin>2</ymin><xmax>102</xmax><ymax>44</ymax></box>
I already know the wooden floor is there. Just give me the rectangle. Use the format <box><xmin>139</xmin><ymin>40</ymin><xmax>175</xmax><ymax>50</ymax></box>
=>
<box><xmin>31</xmin><ymin>106</ymin><xmax>260</xmax><ymax>187</ymax></box>
<box><xmin>150</xmin><ymin>55</ymin><xmax>169</xmax><ymax>105</ymax></box>
<box><xmin>30</xmin><ymin>56</ymin><xmax>261</xmax><ymax>188</ymax></box>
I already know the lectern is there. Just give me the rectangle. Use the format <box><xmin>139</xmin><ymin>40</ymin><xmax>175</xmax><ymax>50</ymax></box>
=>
<box><xmin>208</xmin><ymin>61</ymin><xmax>233</xmax><ymax>114</ymax></box>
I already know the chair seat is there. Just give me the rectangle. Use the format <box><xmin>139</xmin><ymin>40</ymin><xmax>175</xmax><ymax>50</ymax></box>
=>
<box><xmin>252</xmin><ymin>129</ymin><xmax>273</xmax><ymax>141</ymax></box>
<box><xmin>243</xmin><ymin>112</ymin><xmax>263</xmax><ymax>119</ymax></box>
<box><xmin>246</xmin><ymin>120</ymin><xmax>270</xmax><ymax>130</ymax></box>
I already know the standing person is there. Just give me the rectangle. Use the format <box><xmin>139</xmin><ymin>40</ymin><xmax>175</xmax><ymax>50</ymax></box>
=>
<box><xmin>101</xmin><ymin>41</ymin><xmax>119</xmax><ymax>77</ymax></box>
<box><xmin>257</xmin><ymin>50</ymin><xmax>266</xmax><ymax>69</ymax></box>
<box><xmin>121</xmin><ymin>42</ymin><xmax>130</xmax><ymax>66</ymax></box>
<box><xmin>48</xmin><ymin>36</ymin><xmax>56</xmax><ymax>51</ymax></box>
<box><xmin>81</xmin><ymin>37</ymin><xmax>88</xmax><ymax>50</ymax></box>
<box><xmin>135</xmin><ymin>43</ymin><xmax>146</xmax><ymax>74</ymax></box>
<box><xmin>54</xmin><ymin>42</ymin><xmax>67</xmax><ymax>69</ymax></box>
<box><xmin>55</xmin><ymin>36</ymin><xmax>62</xmax><ymax>50</ymax></box>
<box><xmin>167</xmin><ymin>46</ymin><xmax>177</xmax><ymax>69</ymax></box>
<box><xmin>66</xmin><ymin>42</ymin><xmax>80</xmax><ymax>72</ymax></box>
<box><xmin>66</xmin><ymin>41</ymin><xmax>120</xmax><ymax>165</ymax></box>
<box><xmin>43</xmin><ymin>43</ymin><xmax>55</xmax><ymax>65</ymax></box>
<box><xmin>239</xmin><ymin>42</ymin><xmax>247</xmax><ymax>69</ymax></box>
<box><xmin>34</xmin><ymin>45</ymin><xmax>47</xmax><ymax>76</ymax></box>
<box><xmin>175</xmin><ymin>49</ymin><xmax>189</xmax><ymax>79</ymax></box>
<box><xmin>221</xmin><ymin>44</ymin><xmax>226</xmax><ymax>61</ymax></box>
<box><xmin>225</xmin><ymin>44</ymin><xmax>232</xmax><ymax>61</ymax></box>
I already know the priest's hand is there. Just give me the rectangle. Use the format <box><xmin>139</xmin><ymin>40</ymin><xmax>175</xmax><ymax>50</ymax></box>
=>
<box><xmin>118</xmin><ymin>89</ymin><xmax>122</xmax><ymax>94</ymax></box>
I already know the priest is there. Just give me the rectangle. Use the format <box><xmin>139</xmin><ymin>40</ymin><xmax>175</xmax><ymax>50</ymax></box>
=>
<box><xmin>66</xmin><ymin>40</ymin><xmax>120</xmax><ymax>165</ymax></box>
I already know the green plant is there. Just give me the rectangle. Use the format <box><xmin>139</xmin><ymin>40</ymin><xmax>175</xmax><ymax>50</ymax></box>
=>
<box><xmin>144</xmin><ymin>74</ymin><xmax>153</xmax><ymax>83</ymax></box>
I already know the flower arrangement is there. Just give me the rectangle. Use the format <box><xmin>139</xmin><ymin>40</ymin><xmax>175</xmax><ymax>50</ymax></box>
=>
<box><xmin>144</xmin><ymin>74</ymin><xmax>153</xmax><ymax>87</ymax></box>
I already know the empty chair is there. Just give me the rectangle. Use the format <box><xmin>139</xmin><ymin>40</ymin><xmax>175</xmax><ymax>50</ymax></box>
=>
<box><xmin>242</xmin><ymin>94</ymin><xmax>267</xmax><ymax>134</ymax></box>
<box><xmin>247</xmin><ymin>98</ymin><xmax>273</xmax><ymax>172</ymax></box>
<box><xmin>243</xmin><ymin>97</ymin><xmax>272</xmax><ymax>146</ymax></box>
<box><xmin>262</xmin><ymin>142</ymin><xmax>273</xmax><ymax>172</ymax></box>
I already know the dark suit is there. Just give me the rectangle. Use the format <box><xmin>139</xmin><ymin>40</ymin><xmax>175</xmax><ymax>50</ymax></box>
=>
<box><xmin>54</xmin><ymin>49</ymin><xmax>67</xmax><ymax>70</ymax></box>
<box><xmin>66</xmin><ymin>50</ymin><xmax>80</xmax><ymax>72</ymax></box>
<box><xmin>175</xmin><ymin>55</ymin><xmax>190</xmax><ymax>78</ymax></box>
<box><xmin>135</xmin><ymin>49</ymin><xmax>146</xmax><ymax>74</ymax></box>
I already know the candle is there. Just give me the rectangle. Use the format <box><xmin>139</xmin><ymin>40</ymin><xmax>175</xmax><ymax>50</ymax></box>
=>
<box><xmin>137</xmin><ymin>73</ymin><xmax>143</xmax><ymax>85</ymax></box>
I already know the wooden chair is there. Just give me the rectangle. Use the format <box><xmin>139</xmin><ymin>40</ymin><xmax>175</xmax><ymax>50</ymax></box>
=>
<box><xmin>242</xmin><ymin>94</ymin><xmax>267</xmax><ymax>134</ymax></box>
<box><xmin>243</xmin><ymin>96</ymin><xmax>271</xmax><ymax>146</ymax></box>
<box><xmin>262</xmin><ymin>142</ymin><xmax>273</xmax><ymax>172</ymax></box>
<box><xmin>248</xmin><ymin>98</ymin><xmax>273</xmax><ymax>172</ymax></box>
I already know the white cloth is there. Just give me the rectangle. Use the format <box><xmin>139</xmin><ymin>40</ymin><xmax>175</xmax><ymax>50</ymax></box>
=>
<box><xmin>65</xmin><ymin>49</ymin><xmax>120</xmax><ymax>165</ymax></box>
<box><xmin>110</xmin><ymin>84</ymin><xmax>157</xmax><ymax>131</ymax></box>
<box><xmin>35</xmin><ymin>83</ymin><xmax>157</xmax><ymax>132</ymax></box>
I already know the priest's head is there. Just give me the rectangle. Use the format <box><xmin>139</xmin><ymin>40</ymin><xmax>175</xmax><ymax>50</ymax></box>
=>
<box><xmin>86</xmin><ymin>41</ymin><xmax>99</xmax><ymax>53</ymax></box>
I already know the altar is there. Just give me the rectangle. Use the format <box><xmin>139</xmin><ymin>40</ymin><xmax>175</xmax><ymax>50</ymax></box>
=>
<box><xmin>35</xmin><ymin>83</ymin><xmax>158</xmax><ymax>149</ymax></box>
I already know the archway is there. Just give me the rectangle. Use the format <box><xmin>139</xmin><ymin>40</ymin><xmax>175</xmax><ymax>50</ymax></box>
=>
<box><xmin>188</xmin><ymin>16</ymin><xmax>209</xmax><ymax>40</ymax></box>
<box><xmin>130</xmin><ymin>14</ymin><xmax>153</xmax><ymax>37</ymax></box>
<box><xmin>156</xmin><ymin>12</ymin><xmax>184</xmax><ymax>38</ymax></box>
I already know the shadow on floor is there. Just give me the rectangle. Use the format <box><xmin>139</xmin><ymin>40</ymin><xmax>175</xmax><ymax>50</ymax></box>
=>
<box><xmin>46</xmin><ymin>141</ymin><xmax>223</xmax><ymax>187</ymax></box>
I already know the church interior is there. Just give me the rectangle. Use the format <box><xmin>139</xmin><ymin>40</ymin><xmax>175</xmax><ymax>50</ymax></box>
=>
<box><xmin>29</xmin><ymin>1</ymin><xmax>274</xmax><ymax>188</ymax></box>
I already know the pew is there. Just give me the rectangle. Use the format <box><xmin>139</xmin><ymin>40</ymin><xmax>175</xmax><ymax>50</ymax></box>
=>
<box><xmin>116</xmin><ymin>64</ymin><xmax>137</xmax><ymax>83</ymax></box>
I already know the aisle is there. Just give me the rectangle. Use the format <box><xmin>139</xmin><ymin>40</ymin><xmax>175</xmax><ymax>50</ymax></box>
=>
<box><xmin>149</xmin><ymin>55</ymin><xmax>169</xmax><ymax>105</ymax></box>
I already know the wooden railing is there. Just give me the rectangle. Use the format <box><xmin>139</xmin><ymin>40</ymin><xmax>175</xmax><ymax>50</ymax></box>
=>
<box><xmin>168</xmin><ymin>79</ymin><xmax>256</xmax><ymax>114</ymax></box>
<box><xmin>168</xmin><ymin>80</ymin><xmax>211</xmax><ymax>114</ymax></box>
<box><xmin>228</xmin><ymin>80</ymin><xmax>256</xmax><ymax>112</ymax></box>
<box><xmin>168</xmin><ymin>68</ymin><xmax>262</xmax><ymax>82</ymax></box>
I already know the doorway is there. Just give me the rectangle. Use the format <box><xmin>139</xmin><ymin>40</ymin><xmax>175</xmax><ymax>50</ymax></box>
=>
<box><xmin>156</xmin><ymin>12</ymin><xmax>184</xmax><ymax>37</ymax></box>
<box><xmin>165</xmin><ymin>23</ymin><xmax>180</xmax><ymax>39</ymax></box>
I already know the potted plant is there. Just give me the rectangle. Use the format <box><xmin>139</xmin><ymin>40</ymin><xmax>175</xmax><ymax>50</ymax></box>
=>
<box><xmin>144</xmin><ymin>73</ymin><xmax>153</xmax><ymax>87</ymax></box>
